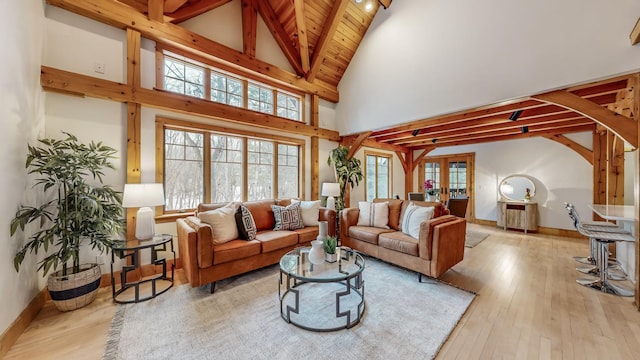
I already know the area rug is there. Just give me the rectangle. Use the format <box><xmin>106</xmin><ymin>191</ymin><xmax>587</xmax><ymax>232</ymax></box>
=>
<box><xmin>103</xmin><ymin>257</ymin><xmax>475</xmax><ymax>360</ymax></box>
<box><xmin>465</xmin><ymin>230</ymin><xmax>490</xmax><ymax>248</ymax></box>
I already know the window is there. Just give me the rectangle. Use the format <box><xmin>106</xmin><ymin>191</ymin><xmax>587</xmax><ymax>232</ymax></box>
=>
<box><xmin>164</xmin><ymin>129</ymin><xmax>204</xmax><ymax>211</ymax></box>
<box><xmin>159</xmin><ymin>119</ymin><xmax>302</xmax><ymax>213</ymax></box>
<box><xmin>210</xmin><ymin>71</ymin><xmax>243</xmax><ymax>107</ymax></box>
<box><xmin>160</xmin><ymin>52</ymin><xmax>302</xmax><ymax>121</ymax></box>
<box><xmin>365</xmin><ymin>152</ymin><xmax>391</xmax><ymax>202</ymax></box>
<box><xmin>163</xmin><ymin>56</ymin><xmax>205</xmax><ymax>99</ymax></box>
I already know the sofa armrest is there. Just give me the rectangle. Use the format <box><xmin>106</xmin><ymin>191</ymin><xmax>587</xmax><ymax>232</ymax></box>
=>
<box><xmin>339</xmin><ymin>207</ymin><xmax>360</xmax><ymax>239</ymax></box>
<box><xmin>318</xmin><ymin>207</ymin><xmax>337</xmax><ymax>237</ymax></box>
<box><xmin>418</xmin><ymin>215</ymin><xmax>458</xmax><ymax>260</ymax></box>
<box><xmin>430</xmin><ymin>218</ymin><xmax>466</xmax><ymax>277</ymax></box>
<box><xmin>177</xmin><ymin>216</ymin><xmax>214</xmax><ymax>269</ymax></box>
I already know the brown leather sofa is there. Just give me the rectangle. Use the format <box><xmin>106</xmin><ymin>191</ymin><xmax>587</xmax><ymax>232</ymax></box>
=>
<box><xmin>339</xmin><ymin>199</ymin><xmax>466</xmax><ymax>279</ymax></box>
<box><xmin>177</xmin><ymin>199</ymin><xmax>336</xmax><ymax>292</ymax></box>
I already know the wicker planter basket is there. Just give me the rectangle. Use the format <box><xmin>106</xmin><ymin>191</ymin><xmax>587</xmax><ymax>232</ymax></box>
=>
<box><xmin>47</xmin><ymin>263</ymin><xmax>101</xmax><ymax>312</ymax></box>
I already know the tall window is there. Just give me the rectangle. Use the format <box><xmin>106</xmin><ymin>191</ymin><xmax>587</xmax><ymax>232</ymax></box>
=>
<box><xmin>161</xmin><ymin>52</ymin><xmax>302</xmax><ymax>121</ymax></box>
<box><xmin>159</xmin><ymin>119</ymin><xmax>302</xmax><ymax>213</ymax></box>
<box><xmin>164</xmin><ymin>129</ymin><xmax>204</xmax><ymax>211</ymax></box>
<box><xmin>365</xmin><ymin>152</ymin><xmax>391</xmax><ymax>202</ymax></box>
<box><xmin>210</xmin><ymin>135</ymin><xmax>243</xmax><ymax>202</ymax></box>
<box><xmin>163</xmin><ymin>56</ymin><xmax>205</xmax><ymax>99</ymax></box>
<box><xmin>278</xmin><ymin>144</ymin><xmax>299</xmax><ymax>198</ymax></box>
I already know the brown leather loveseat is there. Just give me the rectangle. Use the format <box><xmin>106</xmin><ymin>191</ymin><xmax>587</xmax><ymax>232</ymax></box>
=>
<box><xmin>177</xmin><ymin>199</ymin><xmax>336</xmax><ymax>293</ymax></box>
<box><xmin>340</xmin><ymin>199</ymin><xmax>466</xmax><ymax>279</ymax></box>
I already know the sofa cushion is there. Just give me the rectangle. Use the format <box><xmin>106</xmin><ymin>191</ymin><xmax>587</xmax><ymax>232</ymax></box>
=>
<box><xmin>375</xmin><ymin>199</ymin><xmax>404</xmax><ymax>230</ymax></box>
<box><xmin>256</xmin><ymin>231</ymin><xmax>299</xmax><ymax>253</ymax></box>
<box><xmin>357</xmin><ymin>201</ymin><xmax>389</xmax><ymax>229</ymax></box>
<box><xmin>402</xmin><ymin>204</ymin><xmax>435</xmax><ymax>239</ymax></box>
<box><xmin>235</xmin><ymin>205</ymin><xmax>257</xmax><ymax>240</ymax></box>
<box><xmin>243</xmin><ymin>200</ymin><xmax>276</xmax><ymax>231</ymax></box>
<box><xmin>198</xmin><ymin>203</ymin><xmax>239</xmax><ymax>244</ymax></box>
<box><xmin>291</xmin><ymin>199</ymin><xmax>321</xmax><ymax>226</ymax></box>
<box><xmin>348</xmin><ymin>225</ymin><xmax>395</xmax><ymax>245</ymax></box>
<box><xmin>212</xmin><ymin>239</ymin><xmax>261</xmax><ymax>265</ymax></box>
<box><xmin>292</xmin><ymin>226</ymin><xmax>319</xmax><ymax>244</ymax></box>
<box><xmin>272</xmin><ymin>203</ymin><xmax>304</xmax><ymax>230</ymax></box>
<box><xmin>379</xmin><ymin>232</ymin><xmax>419</xmax><ymax>256</ymax></box>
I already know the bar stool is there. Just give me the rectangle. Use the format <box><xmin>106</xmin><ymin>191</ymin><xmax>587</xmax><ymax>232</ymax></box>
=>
<box><xmin>574</xmin><ymin>226</ymin><xmax>635</xmax><ymax>296</ymax></box>
<box><xmin>563</xmin><ymin>203</ymin><xmax>618</xmax><ymax>265</ymax></box>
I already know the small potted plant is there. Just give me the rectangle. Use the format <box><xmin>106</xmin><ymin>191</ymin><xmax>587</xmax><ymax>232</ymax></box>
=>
<box><xmin>324</xmin><ymin>236</ymin><xmax>338</xmax><ymax>263</ymax></box>
<box><xmin>423</xmin><ymin>179</ymin><xmax>439</xmax><ymax>201</ymax></box>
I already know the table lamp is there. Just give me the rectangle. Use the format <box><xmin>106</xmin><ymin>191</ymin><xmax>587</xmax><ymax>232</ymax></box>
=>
<box><xmin>321</xmin><ymin>182</ymin><xmax>341</xmax><ymax>211</ymax></box>
<box><xmin>122</xmin><ymin>183</ymin><xmax>165</xmax><ymax>240</ymax></box>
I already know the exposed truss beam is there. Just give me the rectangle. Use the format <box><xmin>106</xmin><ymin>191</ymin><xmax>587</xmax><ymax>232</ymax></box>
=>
<box><xmin>47</xmin><ymin>0</ymin><xmax>339</xmax><ymax>102</ymax></box>
<box><xmin>241</xmin><ymin>0</ymin><xmax>257</xmax><ymax>57</ymax></box>
<box><xmin>307</xmin><ymin>0</ymin><xmax>349</xmax><ymax>82</ymax></box>
<box><xmin>168</xmin><ymin>0</ymin><xmax>232</xmax><ymax>23</ymax></box>
<box><xmin>164</xmin><ymin>0</ymin><xmax>188</xmax><ymax>13</ymax></box>
<box><xmin>533</xmin><ymin>90</ymin><xmax>638</xmax><ymax>148</ymax></box>
<box><xmin>543</xmin><ymin>134</ymin><xmax>593</xmax><ymax>164</ymax></box>
<box><xmin>631</xmin><ymin>17</ymin><xmax>640</xmax><ymax>45</ymax></box>
<box><xmin>346</xmin><ymin>132</ymin><xmax>372</xmax><ymax>158</ymax></box>
<box><xmin>148</xmin><ymin>0</ymin><xmax>164</xmax><ymax>21</ymax></box>
<box><xmin>294</xmin><ymin>0</ymin><xmax>310</xmax><ymax>73</ymax></box>
<box><xmin>256</xmin><ymin>0</ymin><xmax>304</xmax><ymax>75</ymax></box>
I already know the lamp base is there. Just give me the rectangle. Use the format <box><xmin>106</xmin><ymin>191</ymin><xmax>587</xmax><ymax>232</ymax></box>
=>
<box><xmin>326</xmin><ymin>196</ymin><xmax>336</xmax><ymax>211</ymax></box>
<box><xmin>135</xmin><ymin>207</ymin><xmax>156</xmax><ymax>240</ymax></box>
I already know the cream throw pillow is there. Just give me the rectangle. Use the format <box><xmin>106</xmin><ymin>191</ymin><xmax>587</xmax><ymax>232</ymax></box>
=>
<box><xmin>198</xmin><ymin>203</ymin><xmax>239</xmax><ymax>244</ymax></box>
<box><xmin>357</xmin><ymin>201</ymin><xmax>389</xmax><ymax>229</ymax></box>
<box><xmin>291</xmin><ymin>199</ymin><xmax>321</xmax><ymax>226</ymax></box>
<box><xmin>401</xmin><ymin>204</ymin><xmax>435</xmax><ymax>239</ymax></box>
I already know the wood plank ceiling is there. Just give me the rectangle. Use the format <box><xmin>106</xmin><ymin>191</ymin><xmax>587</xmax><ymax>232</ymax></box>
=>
<box><xmin>92</xmin><ymin>1</ymin><xmax>637</xmax><ymax>151</ymax></box>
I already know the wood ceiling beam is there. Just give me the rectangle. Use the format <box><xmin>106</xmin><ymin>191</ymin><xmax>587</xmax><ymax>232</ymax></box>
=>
<box><xmin>163</xmin><ymin>0</ymin><xmax>188</xmax><ymax>13</ymax></box>
<box><xmin>533</xmin><ymin>90</ymin><xmax>638</xmax><ymax>149</ymax></box>
<box><xmin>41</xmin><ymin>66</ymin><xmax>340</xmax><ymax>141</ymax></box>
<box><xmin>47</xmin><ymin>0</ymin><xmax>339</xmax><ymax>102</ymax></box>
<box><xmin>241</xmin><ymin>0</ymin><xmax>257</xmax><ymax>58</ymax></box>
<box><xmin>346</xmin><ymin>131</ymin><xmax>372</xmax><ymax>158</ymax></box>
<box><xmin>307</xmin><ymin>0</ymin><xmax>349</xmax><ymax>82</ymax></box>
<box><xmin>167</xmin><ymin>0</ymin><xmax>232</xmax><ymax>22</ymax></box>
<box><xmin>148</xmin><ymin>0</ymin><xmax>164</xmax><ymax>22</ymax></box>
<box><xmin>378</xmin><ymin>0</ymin><xmax>392</xmax><ymax>9</ymax></box>
<box><xmin>631</xmin><ymin>17</ymin><xmax>640</xmax><ymax>45</ymax></box>
<box><xmin>395</xmin><ymin>151</ymin><xmax>408</xmax><ymax>173</ymax></box>
<box><xmin>543</xmin><ymin>134</ymin><xmax>593</xmax><ymax>164</ymax></box>
<box><xmin>293</xmin><ymin>0</ymin><xmax>310</xmax><ymax>73</ymax></box>
<box><xmin>118</xmin><ymin>0</ymin><xmax>148</xmax><ymax>13</ymax></box>
<box><xmin>256</xmin><ymin>0</ymin><xmax>304</xmax><ymax>75</ymax></box>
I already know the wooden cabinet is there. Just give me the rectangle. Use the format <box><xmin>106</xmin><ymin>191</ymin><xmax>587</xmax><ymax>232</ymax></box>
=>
<box><xmin>497</xmin><ymin>201</ymin><xmax>538</xmax><ymax>233</ymax></box>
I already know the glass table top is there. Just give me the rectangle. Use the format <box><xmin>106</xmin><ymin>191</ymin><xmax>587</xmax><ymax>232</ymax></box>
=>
<box><xmin>279</xmin><ymin>246</ymin><xmax>365</xmax><ymax>282</ymax></box>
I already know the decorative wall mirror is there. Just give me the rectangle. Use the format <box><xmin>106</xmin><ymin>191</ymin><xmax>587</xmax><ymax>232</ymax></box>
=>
<box><xmin>499</xmin><ymin>175</ymin><xmax>536</xmax><ymax>201</ymax></box>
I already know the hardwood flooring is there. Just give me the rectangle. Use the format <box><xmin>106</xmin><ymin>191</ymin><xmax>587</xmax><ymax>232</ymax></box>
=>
<box><xmin>4</xmin><ymin>224</ymin><xmax>640</xmax><ymax>359</ymax></box>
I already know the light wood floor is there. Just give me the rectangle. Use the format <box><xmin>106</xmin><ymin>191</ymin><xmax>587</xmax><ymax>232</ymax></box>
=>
<box><xmin>5</xmin><ymin>224</ymin><xmax>640</xmax><ymax>359</ymax></box>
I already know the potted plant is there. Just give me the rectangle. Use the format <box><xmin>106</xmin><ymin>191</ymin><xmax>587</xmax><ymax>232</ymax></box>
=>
<box><xmin>423</xmin><ymin>179</ymin><xmax>439</xmax><ymax>201</ymax></box>
<box><xmin>10</xmin><ymin>132</ymin><xmax>125</xmax><ymax>312</ymax></box>
<box><xmin>324</xmin><ymin>236</ymin><xmax>338</xmax><ymax>263</ymax></box>
<box><xmin>327</xmin><ymin>145</ymin><xmax>363</xmax><ymax>211</ymax></box>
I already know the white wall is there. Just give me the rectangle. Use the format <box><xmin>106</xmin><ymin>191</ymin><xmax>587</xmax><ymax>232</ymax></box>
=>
<box><xmin>336</xmin><ymin>0</ymin><xmax>640</xmax><ymax>134</ymax></box>
<box><xmin>1</xmin><ymin>0</ymin><xmax>45</xmax><ymax>336</ymax></box>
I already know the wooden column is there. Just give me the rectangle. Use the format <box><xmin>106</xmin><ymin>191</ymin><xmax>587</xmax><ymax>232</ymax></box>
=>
<box><xmin>126</xmin><ymin>28</ymin><xmax>142</xmax><ymax>240</ymax></box>
<box><xmin>632</xmin><ymin>74</ymin><xmax>640</xmax><ymax>309</ymax></box>
<box><xmin>310</xmin><ymin>95</ymin><xmax>320</xmax><ymax>200</ymax></box>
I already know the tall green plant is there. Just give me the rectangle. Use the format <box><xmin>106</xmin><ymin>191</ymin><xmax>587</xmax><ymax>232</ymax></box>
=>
<box><xmin>327</xmin><ymin>145</ymin><xmax>363</xmax><ymax>211</ymax></box>
<box><xmin>10</xmin><ymin>133</ymin><xmax>125</xmax><ymax>277</ymax></box>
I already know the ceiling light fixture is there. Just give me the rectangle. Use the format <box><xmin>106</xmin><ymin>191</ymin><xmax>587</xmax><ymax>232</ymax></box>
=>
<box><xmin>411</xmin><ymin>129</ymin><xmax>420</xmax><ymax>137</ymax></box>
<box><xmin>355</xmin><ymin>0</ymin><xmax>363</xmax><ymax>3</ymax></box>
<box><xmin>365</xmin><ymin>1</ymin><xmax>374</xmax><ymax>11</ymax></box>
<box><xmin>521</xmin><ymin>126</ymin><xmax>529</xmax><ymax>134</ymax></box>
<box><xmin>509</xmin><ymin>110</ymin><xmax>523</xmax><ymax>121</ymax></box>
<box><xmin>432</xmin><ymin>138</ymin><xmax>438</xmax><ymax>144</ymax></box>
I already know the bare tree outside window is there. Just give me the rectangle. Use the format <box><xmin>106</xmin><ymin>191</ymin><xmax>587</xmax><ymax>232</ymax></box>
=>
<box><xmin>365</xmin><ymin>153</ymin><xmax>390</xmax><ymax>201</ymax></box>
<box><xmin>165</xmin><ymin>129</ymin><xmax>204</xmax><ymax>211</ymax></box>
<box><xmin>211</xmin><ymin>135</ymin><xmax>243</xmax><ymax>202</ymax></box>
<box><xmin>278</xmin><ymin>144</ymin><xmax>299</xmax><ymax>198</ymax></box>
<box><xmin>247</xmin><ymin>139</ymin><xmax>273</xmax><ymax>200</ymax></box>
<box><xmin>164</xmin><ymin>56</ymin><xmax>205</xmax><ymax>99</ymax></box>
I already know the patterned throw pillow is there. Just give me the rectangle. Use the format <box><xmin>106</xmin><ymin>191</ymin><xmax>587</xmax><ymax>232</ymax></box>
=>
<box><xmin>271</xmin><ymin>203</ymin><xmax>304</xmax><ymax>230</ymax></box>
<box><xmin>235</xmin><ymin>205</ymin><xmax>257</xmax><ymax>240</ymax></box>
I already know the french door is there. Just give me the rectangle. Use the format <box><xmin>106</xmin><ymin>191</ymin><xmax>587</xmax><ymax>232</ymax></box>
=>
<box><xmin>418</xmin><ymin>153</ymin><xmax>475</xmax><ymax>220</ymax></box>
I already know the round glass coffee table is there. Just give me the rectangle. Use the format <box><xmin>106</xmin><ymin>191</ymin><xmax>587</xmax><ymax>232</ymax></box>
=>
<box><xmin>279</xmin><ymin>246</ymin><xmax>365</xmax><ymax>332</ymax></box>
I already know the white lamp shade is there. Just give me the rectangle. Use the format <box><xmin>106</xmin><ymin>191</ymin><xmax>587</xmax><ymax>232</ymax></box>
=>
<box><xmin>122</xmin><ymin>183</ymin><xmax>165</xmax><ymax>240</ymax></box>
<box><xmin>321</xmin><ymin>182</ymin><xmax>340</xmax><ymax>197</ymax></box>
<box><xmin>122</xmin><ymin>183</ymin><xmax>165</xmax><ymax>208</ymax></box>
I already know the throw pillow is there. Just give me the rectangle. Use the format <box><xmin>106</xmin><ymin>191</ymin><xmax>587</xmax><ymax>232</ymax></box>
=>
<box><xmin>271</xmin><ymin>202</ymin><xmax>304</xmax><ymax>230</ymax></box>
<box><xmin>401</xmin><ymin>204</ymin><xmax>435</xmax><ymax>239</ymax></box>
<box><xmin>356</xmin><ymin>201</ymin><xmax>390</xmax><ymax>229</ymax></box>
<box><xmin>235</xmin><ymin>205</ymin><xmax>257</xmax><ymax>241</ymax></box>
<box><xmin>198</xmin><ymin>203</ymin><xmax>239</xmax><ymax>244</ymax></box>
<box><xmin>291</xmin><ymin>199</ymin><xmax>321</xmax><ymax>226</ymax></box>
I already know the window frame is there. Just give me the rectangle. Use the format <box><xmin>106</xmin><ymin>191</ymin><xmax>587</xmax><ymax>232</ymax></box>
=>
<box><xmin>364</xmin><ymin>151</ymin><xmax>393</xmax><ymax>202</ymax></box>
<box><xmin>156</xmin><ymin>117</ymin><xmax>305</xmax><ymax>216</ymax></box>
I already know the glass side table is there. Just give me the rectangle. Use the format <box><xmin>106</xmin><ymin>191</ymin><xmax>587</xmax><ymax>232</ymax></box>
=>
<box><xmin>110</xmin><ymin>234</ymin><xmax>175</xmax><ymax>304</ymax></box>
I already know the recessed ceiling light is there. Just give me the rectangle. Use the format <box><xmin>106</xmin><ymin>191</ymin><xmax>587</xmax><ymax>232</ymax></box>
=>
<box><xmin>355</xmin><ymin>0</ymin><xmax>363</xmax><ymax>3</ymax></box>
<box><xmin>365</xmin><ymin>2</ymin><xmax>374</xmax><ymax>11</ymax></box>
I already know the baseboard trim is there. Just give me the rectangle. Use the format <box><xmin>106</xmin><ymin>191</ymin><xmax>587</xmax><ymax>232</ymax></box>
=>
<box><xmin>472</xmin><ymin>219</ymin><xmax>582</xmax><ymax>238</ymax></box>
<box><xmin>0</xmin><ymin>288</ymin><xmax>47</xmax><ymax>358</ymax></box>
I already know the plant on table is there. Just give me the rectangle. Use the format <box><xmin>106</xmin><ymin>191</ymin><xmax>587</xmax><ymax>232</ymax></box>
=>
<box><xmin>323</xmin><ymin>236</ymin><xmax>338</xmax><ymax>255</ymax></box>
<box><xmin>423</xmin><ymin>179</ymin><xmax>439</xmax><ymax>196</ymax></box>
<box><xmin>10</xmin><ymin>132</ymin><xmax>125</xmax><ymax>311</ymax></box>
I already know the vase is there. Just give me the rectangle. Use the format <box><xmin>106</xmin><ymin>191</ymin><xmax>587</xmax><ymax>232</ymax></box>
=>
<box><xmin>318</xmin><ymin>220</ymin><xmax>328</xmax><ymax>240</ymax></box>
<box><xmin>309</xmin><ymin>240</ymin><xmax>325</xmax><ymax>265</ymax></box>
<box><xmin>425</xmin><ymin>194</ymin><xmax>436</xmax><ymax>202</ymax></box>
